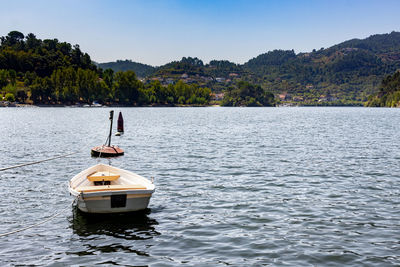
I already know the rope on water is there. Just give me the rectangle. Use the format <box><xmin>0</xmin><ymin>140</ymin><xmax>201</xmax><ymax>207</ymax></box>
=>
<box><xmin>0</xmin><ymin>151</ymin><xmax>79</xmax><ymax>172</ymax></box>
<box><xmin>0</xmin><ymin>199</ymin><xmax>76</xmax><ymax>238</ymax></box>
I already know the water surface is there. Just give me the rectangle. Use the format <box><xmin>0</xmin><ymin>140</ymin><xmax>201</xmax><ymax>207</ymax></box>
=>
<box><xmin>0</xmin><ymin>107</ymin><xmax>399</xmax><ymax>266</ymax></box>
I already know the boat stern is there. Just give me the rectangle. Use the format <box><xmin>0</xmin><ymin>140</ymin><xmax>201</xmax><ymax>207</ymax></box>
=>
<box><xmin>76</xmin><ymin>190</ymin><xmax>153</xmax><ymax>213</ymax></box>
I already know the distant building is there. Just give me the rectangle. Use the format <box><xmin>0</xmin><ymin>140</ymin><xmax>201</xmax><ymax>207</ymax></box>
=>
<box><xmin>215</xmin><ymin>77</ymin><xmax>225</xmax><ymax>83</ymax></box>
<box><xmin>278</xmin><ymin>92</ymin><xmax>291</xmax><ymax>101</ymax></box>
<box><xmin>181</xmin><ymin>73</ymin><xmax>189</xmax><ymax>79</ymax></box>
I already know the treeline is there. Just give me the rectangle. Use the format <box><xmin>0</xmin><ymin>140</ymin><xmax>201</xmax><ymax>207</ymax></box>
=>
<box><xmin>0</xmin><ymin>31</ymin><xmax>211</xmax><ymax>106</ymax></box>
<box><xmin>140</xmin><ymin>80</ymin><xmax>211</xmax><ymax>105</ymax></box>
<box><xmin>221</xmin><ymin>81</ymin><xmax>275</xmax><ymax>106</ymax></box>
<box><xmin>0</xmin><ymin>31</ymin><xmax>96</xmax><ymax>76</ymax></box>
<box><xmin>366</xmin><ymin>71</ymin><xmax>400</xmax><ymax>107</ymax></box>
<box><xmin>5</xmin><ymin>67</ymin><xmax>211</xmax><ymax>105</ymax></box>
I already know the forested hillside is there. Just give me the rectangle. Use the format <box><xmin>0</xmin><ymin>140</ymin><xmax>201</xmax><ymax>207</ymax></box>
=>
<box><xmin>137</xmin><ymin>31</ymin><xmax>400</xmax><ymax>105</ymax></box>
<box><xmin>0</xmin><ymin>31</ymin><xmax>211</xmax><ymax>106</ymax></box>
<box><xmin>241</xmin><ymin>32</ymin><xmax>400</xmax><ymax>104</ymax></box>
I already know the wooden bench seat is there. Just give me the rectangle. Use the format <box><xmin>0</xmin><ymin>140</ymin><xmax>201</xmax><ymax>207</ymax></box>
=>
<box><xmin>76</xmin><ymin>184</ymin><xmax>147</xmax><ymax>193</ymax></box>
<box><xmin>87</xmin><ymin>171</ymin><xmax>120</xmax><ymax>182</ymax></box>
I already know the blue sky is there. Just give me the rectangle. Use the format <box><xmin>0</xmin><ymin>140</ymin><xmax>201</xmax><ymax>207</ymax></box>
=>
<box><xmin>0</xmin><ymin>0</ymin><xmax>399</xmax><ymax>66</ymax></box>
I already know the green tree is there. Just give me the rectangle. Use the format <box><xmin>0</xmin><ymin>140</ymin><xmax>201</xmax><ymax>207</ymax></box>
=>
<box><xmin>113</xmin><ymin>71</ymin><xmax>141</xmax><ymax>104</ymax></box>
<box><xmin>76</xmin><ymin>68</ymin><xmax>98</xmax><ymax>103</ymax></box>
<box><xmin>4</xmin><ymin>92</ymin><xmax>15</xmax><ymax>102</ymax></box>
<box><xmin>222</xmin><ymin>81</ymin><xmax>275</xmax><ymax>106</ymax></box>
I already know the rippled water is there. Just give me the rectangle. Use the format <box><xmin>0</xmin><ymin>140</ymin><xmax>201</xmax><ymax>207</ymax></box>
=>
<box><xmin>0</xmin><ymin>107</ymin><xmax>399</xmax><ymax>266</ymax></box>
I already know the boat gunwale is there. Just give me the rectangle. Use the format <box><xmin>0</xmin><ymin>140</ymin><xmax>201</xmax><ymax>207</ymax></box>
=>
<box><xmin>69</xmin><ymin>163</ymin><xmax>155</xmax><ymax>197</ymax></box>
<box><xmin>69</xmin><ymin>186</ymin><xmax>155</xmax><ymax>197</ymax></box>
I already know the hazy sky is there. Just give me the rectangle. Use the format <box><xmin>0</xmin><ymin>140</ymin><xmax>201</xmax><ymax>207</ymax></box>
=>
<box><xmin>0</xmin><ymin>0</ymin><xmax>399</xmax><ymax>66</ymax></box>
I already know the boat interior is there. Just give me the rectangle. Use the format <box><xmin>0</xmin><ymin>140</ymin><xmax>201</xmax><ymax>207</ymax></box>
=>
<box><xmin>72</xmin><ymin>167</ymin><xmax>147</xmax><ymax>193</ymax></box>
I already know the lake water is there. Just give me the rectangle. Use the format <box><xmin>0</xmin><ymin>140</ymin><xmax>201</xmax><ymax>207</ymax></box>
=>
<box><xmin>0</xmin><ymin>107</ymin><xmax>399</xmax><ymax>266</ymax></box>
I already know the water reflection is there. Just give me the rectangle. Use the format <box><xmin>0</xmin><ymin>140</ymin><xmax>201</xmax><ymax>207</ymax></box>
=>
<box><xmin>70</xmin><ymin>206</ymin><xmax>160</xmax><ymax>240</ymax></box>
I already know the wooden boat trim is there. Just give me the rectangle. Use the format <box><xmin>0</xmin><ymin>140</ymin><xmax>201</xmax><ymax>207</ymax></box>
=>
<box><xmin>77</xmin><ymin>184</ymin><xmax>147</xmax><ymax>193</ymax></box>
<box><xmin>87</xmin><ymin>171</ymin><xmax>120</xmax><ymax>182</ymax></box>
<box><xmin>82</xmin><ymin>193</ymin><xmax>152</xmax><ymax>201</ymax></box>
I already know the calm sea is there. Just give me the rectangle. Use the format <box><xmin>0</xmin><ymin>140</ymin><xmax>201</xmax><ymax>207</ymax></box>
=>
<box><xmin>0</xmin><ymin>107</ymin><xmax>399</xmax><ymax>266</ymax></box>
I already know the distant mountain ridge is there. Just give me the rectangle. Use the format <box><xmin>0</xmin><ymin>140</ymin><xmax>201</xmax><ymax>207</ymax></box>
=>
<box><xmin>98</xmin><ymin>31</ymin><xmax>400</xmax><ymax>104</ymax></box>
<box><xmin>97</xmin><ymin>59</ymin><xmax>155</xmax><ymax>78</ymax></box>
<box><xmin>100</xmin><ymin>31</ymin><xmax>400</xmax><ymax>71</ymax></box>
<box><xmin>328</xmin><ymin>31</ymin><xmax>400</xmax><ymax>56</ymax></box>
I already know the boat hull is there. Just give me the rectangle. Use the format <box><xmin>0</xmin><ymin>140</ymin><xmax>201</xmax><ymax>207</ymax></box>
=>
<box><xmin>91</xmin><ymin>145</ymin><xmax>124</xmax><ymax>157</ymax></box>
<box><xmin>69</xmin><ymin>163</ymin><xmax>155</xmax><ymax>214</ymax></box>
<box><xmin>76</xmin><ymin>192</ymin><xmax>152</xmax><ymax>213</ymax></box>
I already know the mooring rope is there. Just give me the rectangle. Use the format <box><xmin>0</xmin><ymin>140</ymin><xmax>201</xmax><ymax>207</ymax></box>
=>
<box><xmin>0</xmin><ymin>199</ymin><xmax>76</xmax><ymax>238</ymax></box>
<box><xmin>0</xmin><ymin>152</ymin><xmax>79</xmax><ymax>172</ymax></box>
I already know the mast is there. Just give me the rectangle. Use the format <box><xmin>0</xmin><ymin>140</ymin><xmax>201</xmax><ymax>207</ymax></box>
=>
<box><xmin>91</xmin><ymin>109</ymin><xmax>124</xmax><ymax>157</ymax></box>
<box><xmin>108</xmin><ymin>110</ymin><xmax>114</xmax><ymax>147</ymax></box>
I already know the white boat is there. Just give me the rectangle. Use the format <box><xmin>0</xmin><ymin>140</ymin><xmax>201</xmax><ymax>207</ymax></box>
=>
<box><xmin>69</xmin><ymin>164</ymin><xmax>155</xmax><ymax>213</ymax></box>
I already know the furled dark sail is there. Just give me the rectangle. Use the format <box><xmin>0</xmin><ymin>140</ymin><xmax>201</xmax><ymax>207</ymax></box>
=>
<box><xmin>117</xmin><ymin>112</ymin><xmax>124</xmax><ymax>133</ymax></box>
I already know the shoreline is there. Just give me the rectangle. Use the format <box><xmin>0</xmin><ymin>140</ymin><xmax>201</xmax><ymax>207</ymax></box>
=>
<box><xmin>0</xmin><ymin>101</ymin><xmax>367</xmax><ymax>108</ymax></box>
<box><xmin>0</xmin><ymin>103</ymin><xmax>222</xmax><ymax>108</ymax></box>
<box><xmin>0</xmin><ymin>104</ymin><xmax>373</xmax><ymax>108</ymax></box>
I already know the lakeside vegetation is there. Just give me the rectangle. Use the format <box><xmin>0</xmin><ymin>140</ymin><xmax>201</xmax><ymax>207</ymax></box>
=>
<box><xmin>221</xmin><ymin>81</ymin><xmax>274</xmax><ymax>107</ymax></box>
<box><xmin>366</xmin><ymin>71</ymin><xmax>400</xmax><ymax>107</ymax></box>
<box><xmin>0</xmin><ymin>31</ymin><xmax>212</xmax><ymax>106</ymax></box>
<box><xmin>1</xmin><ymin>30</ymin><xmax>400</xmax><ymax>107</ymax></box>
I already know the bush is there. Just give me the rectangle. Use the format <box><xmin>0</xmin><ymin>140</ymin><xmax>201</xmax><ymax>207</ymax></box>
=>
<box><xmin>178</xmin><ymin>96</ymin><xmax>185</xmax><ymax>104</ymax></box>
<box><xmin>5</xmin><ymin>93</ymin><xmax>15</xmax><ymax>102</ymax></box>
<box><xmin>3</xmin><ymin>83</ymin><xmax>17</xmax><ymax>95</ymax></box>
